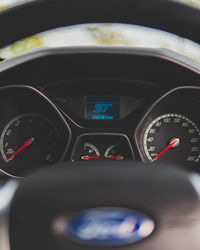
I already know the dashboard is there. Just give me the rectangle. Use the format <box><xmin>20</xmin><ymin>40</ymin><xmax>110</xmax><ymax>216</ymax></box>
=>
<box><xmin>0</xmin><ymin>83</ymin><xmax>200</xmax><ymax>178</ymax></box>
<box><xmin>0</xmin><ymin>47</ymin><xmax>198</xmax><ymax>178</ymax></box>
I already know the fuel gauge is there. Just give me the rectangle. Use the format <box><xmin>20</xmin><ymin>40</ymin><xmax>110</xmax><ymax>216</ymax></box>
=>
<box><xmin>81</xmin><ymin>143</ymin><xmax>100</xmax><ymax>160</ymax></box>
<box><xmin>104</xmin><ymin>145</ymin><xmax>124</xmax><ymax>160</ymax></box>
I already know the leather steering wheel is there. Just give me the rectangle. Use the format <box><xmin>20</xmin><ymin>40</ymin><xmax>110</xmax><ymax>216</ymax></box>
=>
<box><xmin>0</xmin><ymin>1</ymin><xmax>200</xmax><ymax>250</ymax></box>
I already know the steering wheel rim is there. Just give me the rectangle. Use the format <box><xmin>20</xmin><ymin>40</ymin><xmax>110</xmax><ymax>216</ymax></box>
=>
<box><xmin>0</xmin><ymin>0</ymin><xmax>199</xmax><ymax>49</ymax></box>
<box><xmin>0</xmin><ymin>1</ymin><xmax>199</xmax><ymax>250</ymax></box>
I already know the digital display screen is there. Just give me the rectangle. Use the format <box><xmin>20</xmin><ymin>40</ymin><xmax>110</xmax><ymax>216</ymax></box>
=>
<box><xmin>86</xmin><ymin>96</ymin><xmax>119</xmax><ymax>120</ymax></box>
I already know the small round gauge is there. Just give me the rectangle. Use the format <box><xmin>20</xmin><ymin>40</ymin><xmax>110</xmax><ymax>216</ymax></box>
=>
<box><xmin>80</xmin><ymin>143</ymin><xmax>100</xmax><ymax>160</ymax></box>
<box><xmin>104</xmin><ymin>145</ymin><xmax>123</xmax><ymax>160</ymax></box>
<box><xmin>143</xmin><ymin>113</ymin><xmax>200</xmax><ymax>165</ymax></box>
<box><xmin>0</xmin><ymin>113</ymin><xmax>62</xmax><ymax>177</ymax></box>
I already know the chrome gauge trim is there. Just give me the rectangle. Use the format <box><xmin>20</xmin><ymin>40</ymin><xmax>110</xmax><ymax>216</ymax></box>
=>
<box><xmin>135</xmin><ymin>86</ymin><xmax>200</xmax><ymax>163</ymax></box>
<box><xmin>0</xmin><ymin>181</ymin><xmax>19</xmax><ymax>250</ymax></box>
<box><xmin>0</xmin><ymin>113</ymin><xmax>59</xmax><ymax>164</ymax></box>
<box><xmin>0</xmin><ymin>85</ymin><xmax>72</xmax><ymax>179</ymax></box>
<box><xmin>143</xmin><ymin>113</ymin><xmax>200</xmax><ymax>162</ymax></box>
<box><xmin>71</xmin><ymin>133</ymin><xmax>134</xmax><ymax>162</ymax></box>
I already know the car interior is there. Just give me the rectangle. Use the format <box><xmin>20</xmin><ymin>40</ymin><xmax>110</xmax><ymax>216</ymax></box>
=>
<box><xmin>0</xmin><ymin>0</ymin><xmax>200</xmax><ymax>250</ymax></box>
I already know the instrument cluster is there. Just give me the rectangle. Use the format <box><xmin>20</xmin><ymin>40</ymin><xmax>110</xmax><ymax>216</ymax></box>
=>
<box><xmin>0</xmin><ymin>85</ymin><xmax>200</xmax><ymax>178</ymax></box>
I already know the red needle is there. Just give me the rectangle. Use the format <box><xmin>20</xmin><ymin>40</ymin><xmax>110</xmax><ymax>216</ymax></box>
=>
<box><xmin>105</xmin><ymin>156</ymin><xmax>123</xmax><ymax>160</ymax></box>
<box><xmin>152</xmin><ymin>139</ymin><xmax>179</xmax><ymax>161</ymax></box>
<box><xmin>5</xmin><ymin>138</ymin><xmax>34</xmax><ymax>162</ymax></box>
<box><xmin>81</xmin><ymin>156</ymin><xmax>100</xmax><ymax>160</ymax></box>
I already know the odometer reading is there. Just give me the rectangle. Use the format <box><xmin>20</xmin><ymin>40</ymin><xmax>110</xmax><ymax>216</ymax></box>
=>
<box><xmin>143</xmin><ymin>114</ymin><xmax>200</xmax><ymax>164</ymax></box>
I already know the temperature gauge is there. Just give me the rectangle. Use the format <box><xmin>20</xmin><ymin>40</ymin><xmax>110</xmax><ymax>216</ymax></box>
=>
<box><xmin>104</xmin><ymin>145</ymin><xmax>124</xmax><ymax>160</ymax></box>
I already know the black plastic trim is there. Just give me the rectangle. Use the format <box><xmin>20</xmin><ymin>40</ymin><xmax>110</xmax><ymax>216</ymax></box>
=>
<box><xmin>0</xmin><ymin>47</ymin><xmax>199</xmax><ymax>77</ymax></box>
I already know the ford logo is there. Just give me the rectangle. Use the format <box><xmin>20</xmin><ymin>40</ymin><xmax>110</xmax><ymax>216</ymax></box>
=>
<box><xmin>53</xmin><ymin>207</ymin><xmax>155</xmax><ymax>247</ymax></box>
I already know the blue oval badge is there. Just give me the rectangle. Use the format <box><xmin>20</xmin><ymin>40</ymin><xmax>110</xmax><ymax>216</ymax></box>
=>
<box><xmin>53</xmin><ymin>207</ymin><xmax>155</xmax><ymax>247</ymax></box>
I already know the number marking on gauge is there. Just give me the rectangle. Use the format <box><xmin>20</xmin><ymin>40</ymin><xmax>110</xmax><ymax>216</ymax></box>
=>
<box><xmin>143</xmin><ymin>113</ymin><xmax>200</xmax><ymax>163</ymax></box>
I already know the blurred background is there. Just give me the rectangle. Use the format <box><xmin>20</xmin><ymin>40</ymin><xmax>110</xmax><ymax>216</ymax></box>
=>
<box><xmin>0</xmin><ymin>0</ymin><xmax>199</xmax><ymax>61</ymax></box>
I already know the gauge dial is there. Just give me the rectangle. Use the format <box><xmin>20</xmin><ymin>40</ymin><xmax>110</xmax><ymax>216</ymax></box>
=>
<box><xmin>81</xmin><ymin>143</ymin><xmax>100</xmax><ymax>160</ymax></box>
<box><xmin>0</xmin><ymin>114</ymin><xmax>61</xmax><ymax>176</ymax></box>
<box><xmin>104</xmin><ymin>145</ymin><xmax>124</xmax><ymax>160</ymax></box>
<box><xmin>143</xmin><ymin>113</ymin><xmax>200</xmax><ymax>164</ymax></box>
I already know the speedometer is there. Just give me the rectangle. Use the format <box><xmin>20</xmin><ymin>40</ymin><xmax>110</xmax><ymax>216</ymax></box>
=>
<box><xmin>143</xmin><ymin>113</ymin><xmax>200</xmax><ymax>165</ymax></box>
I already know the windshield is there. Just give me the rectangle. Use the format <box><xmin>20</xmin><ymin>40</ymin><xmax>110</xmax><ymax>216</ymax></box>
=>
<box><xmin>0</xmin><ymin>0</ymin><xmax>200</xmax><ymax>62</ymax></box>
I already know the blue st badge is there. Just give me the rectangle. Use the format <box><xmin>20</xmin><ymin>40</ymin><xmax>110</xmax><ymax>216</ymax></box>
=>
<box><xmin>54</xmin><ymin>207</ymin><xmax>155</xmax><ymax>247</ymax></box>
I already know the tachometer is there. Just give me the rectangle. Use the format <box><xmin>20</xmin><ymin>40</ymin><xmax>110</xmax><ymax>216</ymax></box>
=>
<box><xmin>0</xmin><ymin>113</ymin><xmax>62</xmax><ymax>177</ymax></box>
<box><xmin>143</xmin><ymin>113</ymin><xmax>200</xmax><ymax>165</ymax></box>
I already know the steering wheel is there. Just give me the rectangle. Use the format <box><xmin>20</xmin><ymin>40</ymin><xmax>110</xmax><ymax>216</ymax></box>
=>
<box><xmin>0</xmin><ymin>1</ymin><xmax>200</xmax><ymax>250</ymax></box>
